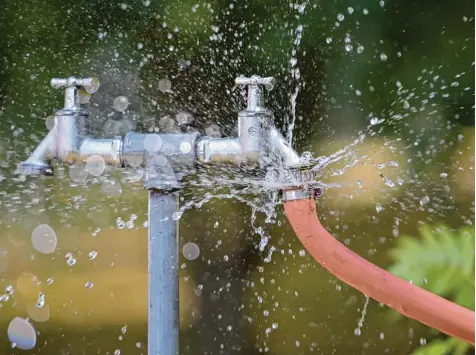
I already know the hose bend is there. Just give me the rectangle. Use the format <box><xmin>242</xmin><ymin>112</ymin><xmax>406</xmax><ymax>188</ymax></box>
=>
<box><xmin>283</xmin><ymin>197</ymin><xmax>475</xmax><ymax>345</ymax></box>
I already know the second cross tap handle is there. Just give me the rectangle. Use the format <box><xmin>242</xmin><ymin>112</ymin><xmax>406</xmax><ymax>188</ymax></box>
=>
<box><xmin>50</xmin><ymin>77</ymin><xmax>100</xmax><ymax>109</ymax></box>
<box><xmin>51</xmin><ymin>77</ymin><xmax>100</xmax><ymax>94</ymax></box>
<box><xmin>235</xmin><ymin>75</ymin><xmax>276</xmax><ymax>111</ymax></box>
<box><xmin>235</xmin><ymin>75</ymin><xmax>276</xmax><ymax>91</ymax></box>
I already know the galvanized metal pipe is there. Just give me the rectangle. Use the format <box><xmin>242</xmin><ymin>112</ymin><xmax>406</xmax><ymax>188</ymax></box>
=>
<box><xmin>148</xmin><ymin>190</ymin><xmax>179</xmax><ymax>355</ymax></box>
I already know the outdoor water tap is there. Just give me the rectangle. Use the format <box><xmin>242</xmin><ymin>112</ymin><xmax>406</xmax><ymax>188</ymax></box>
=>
<box><xmin>16</xmin><ymin>76</ymin><xmax>124</xmax><ymax>176</ymax></box>
<box><xmin>14</xmin><ymin>74</ymin><xmax>310</xmax><ymax>355</ymax></box>
<box><xmin>18</xmin><ymin>74</ymin><xmax>302</xmax><ymax>185</ymax></box>
<box><xmin>197</xmin><ymin>75</ymin><xmax>301</xmax><ymax>168</ymax></box>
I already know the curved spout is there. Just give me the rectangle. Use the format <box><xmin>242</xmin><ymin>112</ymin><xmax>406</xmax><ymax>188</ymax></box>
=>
<box><xmin>16</xmin><ymin>129</ymin><xmax>55</xmax><ymax>175</ymax></box>
<box><xmin>268</xmin><ymin>127</ymin><xmax>300</xmax><ymax>167</ymax></box>
<box><xmin>283</xmin><ymin>197</ymin><xmax>475</xmax><ymax>345</ymax></box>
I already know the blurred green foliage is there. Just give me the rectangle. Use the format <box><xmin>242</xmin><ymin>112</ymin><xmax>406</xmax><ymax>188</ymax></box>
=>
<box><xmin>388</xmin><ymin>226</ymin><xmax>475</xmax><ymax>355</ymax></box>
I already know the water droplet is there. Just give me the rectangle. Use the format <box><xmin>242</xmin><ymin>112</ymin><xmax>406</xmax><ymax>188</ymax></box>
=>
<box><xmin>347</xmin><ymin>7</ymin><xmax>354</xmax><ymax>14</ymax></box>
<box><xmin>144</xmin><ymin>134</ymin><xmax>163</xmax><ymax>153</ymax></box>
<box><xmin>114</xmin><ymin>350</ymin><xmax>121</xmax><ymax>355</ymax></box>
<box><xmin>65</xmin><ymin>253</ymin><xmax>77</xmax><ymax>266</ymax></box>
<box><xmin>355</xmin><ymin>89</ymin><xmax>362</xmax><ymax>96</ymax></box>
<box><xmin>354</xmin><ymin>328</ymin><xmax>361</xmax><ymax>336</ymax></box>
<box><xmin>337</xmin><ymin>13</ymin><xmax>345</xmax><ymax>21</ymax></box>
<box><xmin>5</xmin><ymin>285</ymin><xmax>14</xmax><ymax>295</ymax></box>
<box><xmin>375</xmin><ymin>204</ymin><xmax>384</xmax><ymax>213</ymax></box>
<box><xmin>357</xmin><ymin>45</ymin><xmax>364</xmax><ymax>54</ymax></box>
<box><xmin>158</xmin><ymin>116</ymin><xmax>176</xmax><ymax>132</ymax></box>
<box><xmin>27</xmin><ymin>303</ymin><xmax>50</xmax><ymax>322</ymax></box>
<box><xmin>176</xmin><ymin>111</ymin><xmax>193</xmax><ymax>125</ymax></box>
<box><xmin>31</xmin><ymin>224</ymin><xmax>57</xmax><ymax>254</ymax></box>
<box><xmin>45</xmin><ymin>116</ymin><xmax>55</xmax><ymax>130</ymax></box>
<box><xmin>420</xmin><ymin>196</ymin><xmax>430</xmax><ymax>206</ymax></box>
<box><xmin>46</xmin><ymin>278</ymin><xmax>54</xmax><ymax>285</ymax></box>
<box><xmin>69</xmin><ymin>165</ymin><xmax>88</xmax><ymax>183</ymax></box>
<box><xmin>8</xmin><ymin>317</ymin><xmax>36</xmax><ymax>350</ymax></box>
<box><xmin>363</xmin><ymin>8</ymin><xmax>369</xmax><ymax>15</ymax></box>
<box><xmin>420</xmin><ymin>338</ymin><xmax>427</xmax><ymax>345</ymax></box>
<box><xmin>345</xmin><ymin>44</ymin><xmax>353</xmax><ymax>52</ymax></box>
<box><xmin>370</xmin><ymin>117</ymin><xmax>379</xmax><ymax>125</ymax></box>
<box><xmin>86</xmin><ymin>155</ymin><xmax>106</xmax><ymax>177</ymax></box>
<box><xmin>298</xmin><ymin>250</ymin><xmax>306</xmax><ymax>257</ymax></box>
<box><xmin>116</xmin><ymin>218</ymin><xmax>126</xmax><ymax>229</ymax></box>
<box><xmin>439</xmin><ymin>172</ymin><xmax>448</xmax><ymax>178</ymax></box>
<box><xmin>85</xmin><ymin>281</ymin><xmax>94</xmax><ymax>289</ymax></box>
<box><xmin>205</xmin><ymin>124</ymin><xmax>221</xmax><ymax>138</ymax></box>
<box><xmin>172</xmin><ymin>211</ymin><xmax>183</xmax><ymax>221</ymax></box>
<box><xmin>36</xmin><ymin>293</ymin><xmax>45</xmax><ymax>308</ymax></box>
<box><xmin>113</xmin><ymin>96</ymin><xmax>129</xmax><ymax>112</ymax></box>
<box><xmin>182</xmin><ymin>242</ymin><xmax>200</xmax><ymax>260</ymax></box>
<box><xmin>380</xmin><ymin>53</ymin><xmax>388</xmax><ymax>61</ymax></box>
<box><xmin>179</xmin><ymin>142</ymin><xmax>192</xmax><ymax>154</ymax></box>
<box><xmin>326</xmin><ymin>37</ymin><xmax>332</xmax><ymax>44</ymax></box>
<box><xmin>88</xmin><ymin>251</ymin><xmax>98</xmax><ymax>260</ymax></box>
<box><xmin>158</xmin><ymin>78</ymin><xmax>172</xmax><ymax>93</ymax></box>
<box><xmin>177</xmin><ymin>59</ymin><xmax>191</xmax><ymax>70</ymax></box>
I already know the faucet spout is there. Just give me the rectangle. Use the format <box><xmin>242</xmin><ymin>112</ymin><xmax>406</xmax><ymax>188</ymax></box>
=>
<box><xmin>268</xmin><ymin>127</ymin><xmax>301</xmax><ymax>167</ymax></box>
<box><xmin>16</xmin><ymin>129</ymin><xmax>55</xmax><ymax>176</ymax></box>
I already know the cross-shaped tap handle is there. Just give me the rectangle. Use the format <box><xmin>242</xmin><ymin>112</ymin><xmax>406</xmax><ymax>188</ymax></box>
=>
<box><xmin>235</xmin><ymin>75</ymin><xmax>276</xmax><ymax>111</ymax></box>
<box><xmin>51</xmin><ymin>77</ymin><xmax>100</xmax><ymax>94</ymax></box>
<box><xmin>235</xmin><ymin>75</ymin><xmax>276</xmax><ymax>91</ymax></box>
<box><xmin>50</xmin><ymin>77</ymin><xmax>100</xmax><ymax>109</ymax></box>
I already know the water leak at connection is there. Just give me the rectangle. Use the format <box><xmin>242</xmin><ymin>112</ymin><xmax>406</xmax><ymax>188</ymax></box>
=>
<box><xmin>0</xmin><ymin>0</ymin><xmax>474</xmax><ymax>354</ymax></box>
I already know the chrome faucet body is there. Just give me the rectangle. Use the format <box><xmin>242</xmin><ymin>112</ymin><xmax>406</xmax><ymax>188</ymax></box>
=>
<box><xmin>18</xmin><ymin>75</ymin><xmax>302</xmax><ymax>184</ymax></box>
<box><xmin>197</xmin><ymin>75</ymin><xmax>300</xmax><ymax>168</ymax></box>
<box><xmin>17</xmin><ymin>75</ymin><xmax>305</xmax><ymax>355</ymax></box>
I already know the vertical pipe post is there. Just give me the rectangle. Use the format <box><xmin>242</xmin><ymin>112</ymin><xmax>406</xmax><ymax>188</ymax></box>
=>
<box><xmin>148</xmin><ymin>190</ymin><xmax>179</xmax><ymax>355</ymax></box>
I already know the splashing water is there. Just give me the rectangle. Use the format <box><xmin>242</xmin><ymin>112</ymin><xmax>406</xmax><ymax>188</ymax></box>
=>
<box><xmin>354</xmin><ymin>295</ymin><xmax>370</xmax><ymax>336</ymax></box>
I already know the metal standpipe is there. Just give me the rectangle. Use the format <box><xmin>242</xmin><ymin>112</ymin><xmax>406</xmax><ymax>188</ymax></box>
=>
<box><xmin>148</xmin><ymin>190</ymin><xmax>179</xmax><ymax>355</ymax></box>
<box><xmin>17</xmin><ymin>75</ymin><xmax>307</xmax><ymax>355</ymax></box>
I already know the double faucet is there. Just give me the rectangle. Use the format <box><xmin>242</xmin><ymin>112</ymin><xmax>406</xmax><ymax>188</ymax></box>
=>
<box><xmin>17</xmin><ymin>75</ymin><xmax>303</xmax><ymax>187</ymax></box>
<box><xmin>16</xmin><ymin>75</ymin><xmax>309</xmax><ymax>355</ymax></box>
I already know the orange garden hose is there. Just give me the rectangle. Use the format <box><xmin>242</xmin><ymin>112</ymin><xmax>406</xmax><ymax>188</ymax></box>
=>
<box><xmin>283</xmin><ymin>197</ymin><xmax>475</xmax><ymax>345</ymax></box>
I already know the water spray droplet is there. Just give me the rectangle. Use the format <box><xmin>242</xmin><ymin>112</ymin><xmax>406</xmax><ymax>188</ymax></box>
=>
<box><xmin>158</xmin><ymin>78</ymin><xmax>172</xmax><ymax>93</ymax></box>
<box><xmin>144</xmin><ymin>134</ymin><xmax>163</xmax><ymax>153</ymax></box>
<box><xmin>7</xmin><ymin>317</ymin><xmax>36</xmax><ymax>350</ymax></box>
<box><xmin>45</xmin><ymin>116</ymin><xmax>55</xmax><ymax>130</ymax></box>
<box><xmin>420</xmin><ymin>196</ymin><xmax>430</xmax><ymax>206</ymax></box>
<box><xmin>182</xmin><ymin>243</ymin><xmax>200</xmax><ymax>260</ymax></box>
<box><xmin>113</xmin><ymin>96</ymin><xmax>129</xmax><ymax>112</ymax></box>
<box><xmin>31</xmin><ymin>224</ymin><xmax>57</xmax><ymax>254</ymax></box>
<box><xmin>69</xmin><ymin>165</ymin><xmax>88</xmax><ymax>183</ymax></box>
<box><xmin>86</xmin><ymin>155</ymin><xmax>106</xmax><ymax>176</ymax></box>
